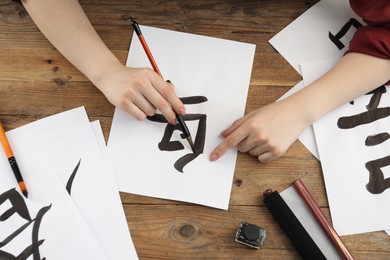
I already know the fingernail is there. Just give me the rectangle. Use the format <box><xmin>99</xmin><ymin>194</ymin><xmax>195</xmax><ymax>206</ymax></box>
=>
<box><xmin>210</xmin><ymin>154</ymin><xmax>218</xmax><ymax>161</ymax></box>
<box><xmin>221</xmin><ymin>129</ymin><xmax>228</xmax><ymax>136</ymax></box>
<box><xmin>171</xmin><ymin>119</ymin><xmax>178</xmax><ymax>125</ymax></box>
<box><xmin>180</xmin><ymin>108</ymin><xmax>186</xmax><ymax>115</ymax></box>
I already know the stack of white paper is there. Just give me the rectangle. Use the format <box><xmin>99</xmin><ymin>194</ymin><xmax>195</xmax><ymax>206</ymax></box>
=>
<box><xmin>0</xmin><ymin>107</ymin><xmax>138</xmax><ymax>259</ymax></box>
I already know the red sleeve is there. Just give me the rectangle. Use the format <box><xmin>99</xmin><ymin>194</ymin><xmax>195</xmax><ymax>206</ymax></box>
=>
<box><xmin>346</xmin><ymin>0</ymin><xmax>390</xmax><ymax>61</ymax></box>
<box><xmin>347</xmin><ymin>0</ymin><xmax>390</xmax><ymax>85</ymax></box>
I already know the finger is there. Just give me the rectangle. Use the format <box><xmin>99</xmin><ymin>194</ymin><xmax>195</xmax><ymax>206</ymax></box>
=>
<box><xmin>121</xmin><ymin>100</ymin><xmax>147</xmax><ymax>121</ymax></box>
<box><xmin>122</xmin><ymin>87</ymin><xmax>157</xmax><ymax>117</ymax></box>
<box><xmin>257</xmin><ymin>144</ymin><xmax>287</xmax><ymax>162</ymax></box>
<box><xmin>247</xmin><ymin>145</ymin><xmax>269</xmax><ymax>157</ymax></box>
<box><xmin>146</xmin><ymin>93</ymin><xmax>176</xmax><ymax>124</ymax></box>
<box><xmin>158</xmin><ymin>80</ymin><xmax>186</xmax><ymax>115</ymax></box>
<box><xmin>236</xmin><ymin>136</ymin><xmax>257</xmax><ymax>153</ymax></box>
<box><xmin>210</xmin><ymin>128</ymin><xmax>248</xmax><ymax>161</ymax></box>
<box><xmin>237</xmin><ymin>131</ymin><xmax>269</xmax><ymax>152</ymax></box>
<box><xmin>131</xmin><ymin>94</ymin><xmax>157</xmax><ymax>117</ymax></box>
<box><xmin>257</xmin><ymin>152</ymin><xmax>278</xmax><ymax>163</ymax></box>
<box><xmin>150</xmin><ymin>75</ymin><xmax>184</xmax><ymax>111</ymax></box>
<box><xmin>146</xmin><ymin>77</ymin><xmax>179</xmax><ymax>124</ymax></box>
<box><xmin>221</xmin><ymin>113</ymin><xmax>253</xmax><ymax>137</ymax></box>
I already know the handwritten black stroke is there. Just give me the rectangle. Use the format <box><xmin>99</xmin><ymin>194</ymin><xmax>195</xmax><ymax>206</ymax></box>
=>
<box><xmin>174</xmin><ymin>114</ymin><xmax>206</xmax><ymax>172</ymax></box>
<box><xmin>147</xmin><ymin>96</ymin><xmax>208</xmax><ymax>173</ymax></box>
<box><xmin>365</xmin><ymin>155</ymin><xmax>390</xmax><ymax>194</ymax></box>
<box><xmin>66</xmin><ymin>159</ymin><xmax>81</xmax><ymax>195</ymax></box>
<box><xmin>0</xmin><ymin>188</ymin><xmax>31</xmax><ymax>222</ymax></box>
<box><xmin>0</xmin><ymin>188</ymin><xmax>51</xmax><ymax>259</ymax></box>
<box><xmin>337</xmin><ymin>107</ymin><xmax>390</xmax><ymax>129</ymax></box>
<box><xmin>27</xmin><ymin>204</ymin><xmax>51</xmax><ymax>260</ymax></box>
<box><xmin>365</xmin><ymin>132</ymin><xmax>390</xmax><ymax>146</ymax></box>
<box><xmin>366</xmin><ymin>85</ymin><xmax>386</xmax><ymax>110</ymax></box>
<box><xmin>148</xmin><ymin>114</ymin><xmax>207</xmax><ymax>172</ymax></box>
<box><xmin>328</xmin><ymin>18</ymin><xmax>362</xmax><ymax>50</ymax></box>
<box><xmin>1</xmin><ymin>204</ymin><xmax>51</xmax><ymax>260</ymax></box>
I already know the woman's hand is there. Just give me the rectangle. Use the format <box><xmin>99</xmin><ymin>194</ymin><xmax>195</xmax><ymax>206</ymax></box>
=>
<box><xmin>96</xmin><ymin>64</ymin><xmax>185</xmax><ymax>124</ymax></box>
<box><xmin>210</xmin><ymin>99</ymin><xmax>309</xmax><ymax>163</ymax></box>
<box><xmin>210</xmin><ymin>53</ymin><xmax>390</xmax><ymax>163</ymax></box>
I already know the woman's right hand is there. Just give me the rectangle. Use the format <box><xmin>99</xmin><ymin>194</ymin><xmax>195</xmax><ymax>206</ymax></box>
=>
<box><xmin>96</xmin><ymin>64</ymin><xmax>186</xmax><ymax>124</ymax></box>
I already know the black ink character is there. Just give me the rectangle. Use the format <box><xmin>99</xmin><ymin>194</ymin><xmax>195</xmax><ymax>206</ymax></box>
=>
<box><xmin>0</xmin><ymin>188</ymin><xmax>51</xmax><ymax>260</ymax></box>
<box><xmin>365</xmin><ymin>132</ymin><xmax>390</xmax><ymax>146</ymax></box>
<box><xmin>338</xmin><ymin>86</ymin><xmax>388</xmax><ymax>129</ymax></box>
<box><xmin>329</xmin><ymin>18</ymin><xmax>363</xmax><ymax>50</ymax></box>
<box><xmin>66</xmin><ymin>159</ymin><xmax>81</xmax><ymax>195</ymax></box>
<box><xmin>147</xmin><ymin>96</ymin><xmax>208</xmax><ymax>173</ymax></box>
<box><xmin>336</xmin><ymin>85</ymin><xmax>390</xmax><ymax>194</ymax></box>
<box><xmin>365</xmin><ymin>155</ymin><xmax>390</xmax><ymax>194</ymax></box>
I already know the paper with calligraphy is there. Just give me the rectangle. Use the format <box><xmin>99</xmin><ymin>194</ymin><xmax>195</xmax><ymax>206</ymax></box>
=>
<box><xmin>0</xmin><ymin>127</ymin><xmax>107</xmax><ymax>260</ymax></box>
<box><xmin>108</xmin><ymin>26</ymin><xmax>255</xmax><ymax>210</ymax></box>
<box><xmin>0</xmin><ymin>107</ymin><xmax>138</xmax><ymax>259</ymax></box>
<box><xmin>302</xmin><ymin>59</ymin><xmax>390</xmax><ymax>235</ymax></box>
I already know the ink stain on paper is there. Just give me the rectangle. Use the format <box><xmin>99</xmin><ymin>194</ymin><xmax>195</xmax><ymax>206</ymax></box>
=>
<box><xmin>147</xmin><ymin>95</ymin><xmax>208</xmax><ymax>173</ymax></box>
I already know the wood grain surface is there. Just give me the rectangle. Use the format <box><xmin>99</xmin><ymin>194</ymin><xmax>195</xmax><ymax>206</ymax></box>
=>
<box><xmin>1</xmin><ymin>0</ymin><xmax>389</xmax><ymax>259</ymax></box>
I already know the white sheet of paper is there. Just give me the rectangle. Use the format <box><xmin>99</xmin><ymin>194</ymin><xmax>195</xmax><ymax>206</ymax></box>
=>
<box><xmin>301</xmin><ymin>60</ymin><xmax>390</xmax><ymax>235</ymax></box>
<box><xmin>108</xmin><ymin>26</ymin><xmax>255</xmax><ymax>210</ymax></box>
<box><xmin>12</xmin><ymin>107</ymin><xmax>138</xmax><ymax>260</ymax></box>
<box><xmin>269</xmin><ymin>0</ymin><xmax>362</xmax><ymax>75</ymax></box>
<box><xmin>0</xmin><ymin>127</ymin><xmax>107</xmax><ymax>259</ymax></box>
<box><xmin>90</xmin><ymin>120</ymin><xmax>139</xmax><ymax>259</ymax></box>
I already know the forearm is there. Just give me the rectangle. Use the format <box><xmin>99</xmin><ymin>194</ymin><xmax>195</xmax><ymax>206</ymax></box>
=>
<box><xmin>21</xmin><ymin>0</ymin><xmax>184</xmax><ymax>122</ymax></box>
<box><xmin>21</xmin><ymin>0</ymin><xmax>121</xmax><ymax>87</ymax></box>
<box><xmin>288</xmin><ymin>53</ymin><xmax>390</xmax><ymax>125</ymax></box>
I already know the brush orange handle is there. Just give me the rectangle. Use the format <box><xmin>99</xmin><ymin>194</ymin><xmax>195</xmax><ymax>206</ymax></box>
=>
<box><xmin>0</xmin><ymin>122</ymin><xmax>28</xmax><ymax>198</ymax></box>
<box><xmin>0</xmin><ymin>122</ymin><xmax>14</xmax><ymax>158</ymax></box>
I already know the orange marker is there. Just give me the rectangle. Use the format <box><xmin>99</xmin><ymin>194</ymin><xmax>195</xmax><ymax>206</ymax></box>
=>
<box><xmin>0</xmin><ymin>122</ymin><xmax>28</xmax><ymax>198</ymax></box>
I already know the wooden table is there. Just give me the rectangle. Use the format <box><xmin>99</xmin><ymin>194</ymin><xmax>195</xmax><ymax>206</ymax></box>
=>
<box><xmin>1</xmin><ymin>0</ymin><xmax>389</xmax><ymax>259</ymax></box>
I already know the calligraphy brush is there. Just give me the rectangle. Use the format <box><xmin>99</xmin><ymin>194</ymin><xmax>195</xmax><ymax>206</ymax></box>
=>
<box><xmin>130</xmin><ymin>17</ymin><xmax>195</xmax><ymax>152</ymax></box>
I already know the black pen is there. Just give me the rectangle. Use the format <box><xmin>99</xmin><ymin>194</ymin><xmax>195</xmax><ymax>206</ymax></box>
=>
<box><xmin>130</xmin><ymin>17</ymin><xmax>195</xmax><ymax>152</ymax></box>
